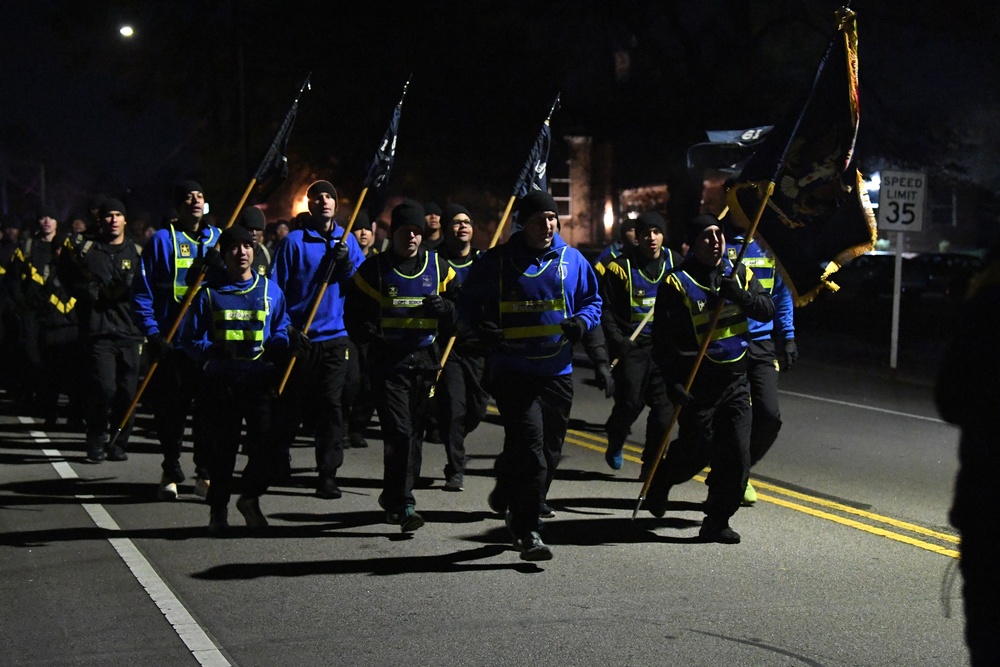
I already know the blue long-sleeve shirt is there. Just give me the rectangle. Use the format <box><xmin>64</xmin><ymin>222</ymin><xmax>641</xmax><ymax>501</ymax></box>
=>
<box><xmin>269</xmin><ymin>222</ymin><xmax>365</xmax><ymax>342</ymax></box>
<box><xmin>458</xmin><ymin>231</ymin><xmax>602</xmax><ymax>377</ymax></box>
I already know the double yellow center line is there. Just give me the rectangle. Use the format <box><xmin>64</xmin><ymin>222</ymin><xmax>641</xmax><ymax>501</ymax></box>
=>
<box><xmin>534</xmin><ymin>412</ymin><xmax>959</xmax><ymax>559</ymax></box>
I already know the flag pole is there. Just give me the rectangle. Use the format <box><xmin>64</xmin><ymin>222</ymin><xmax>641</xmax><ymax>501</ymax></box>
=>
<box><xmin>632</xmin><ymin>13</ymin><xmax>848</xmax><ymax>518</ymax></box>
<box><xmin>277</xmin><ymin>77</ymin><xmax>410</xmax><ymax>396</ymax></box>
<box><xmin>108</xmin><ymin>74</ymin><xmax>311</xmax><ymax>449</ymax></box>
<box><xmin>431</xmin><ymin>93</ymin><xmax>560</xmax><ymax>396</ymax></box>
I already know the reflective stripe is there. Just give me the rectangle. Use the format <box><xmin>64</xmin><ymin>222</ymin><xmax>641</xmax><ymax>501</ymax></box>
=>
<box><xmin>213</xmin><ymin>310</ymin><xmax>265</xmax><ymax>322</ymax></box>
<box><xmin>499</xmin><ymin>298</ymin><xmax>565</xmax><ymax>314</ymax></box>
<box><xmin>49</xmin><ymin>294</ymin><xmax>76</xmax><ymax>314</ymax></box>
<box><xmin>219</xmin><ymin>329</ymin><xmax>264</xmax><ymax>342</ymax></box>
<box><xmin>503</xmin><ymin>324</ymin><xmax>564</xmax><ymax>340</ymax></box>
<box><xmin>381</xmin><ymin>296</ymin><xmax>425</xmax><ymax>308</ymax></box>
<box><xmin>381</xmin><ymin>317</ymin><xmax>439</xmax><ymax>330</ymax></box>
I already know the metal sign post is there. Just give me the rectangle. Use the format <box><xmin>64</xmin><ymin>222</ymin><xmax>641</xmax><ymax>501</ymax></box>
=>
<box><xmin>877</xmin><ymin>170</ymin><xmax>926</xmax><ymax>372</ymax></box>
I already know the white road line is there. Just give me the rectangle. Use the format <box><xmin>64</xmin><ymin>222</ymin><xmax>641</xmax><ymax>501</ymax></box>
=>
<box><xmin>778</xmin><ymin>390</ymin><xmax>946</xmax><ymax>424</ymax></box>
<box><xmin>20</xmin><ymin>416</ymin><xmax>232</xmax><ymax>667</ymax></box>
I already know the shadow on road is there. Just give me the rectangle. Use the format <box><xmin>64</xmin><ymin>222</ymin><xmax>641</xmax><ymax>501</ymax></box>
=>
<box><xmin>191</xmin><ymin>544</ymin><xmax>543</xmax><ymax>579</ymax></box>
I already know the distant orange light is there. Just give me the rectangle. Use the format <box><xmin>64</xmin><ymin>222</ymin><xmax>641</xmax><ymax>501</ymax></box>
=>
<box><xmin>292</xmin><ymin>194</ymin><xmax>309</xmax><ymax>216</ymax></box>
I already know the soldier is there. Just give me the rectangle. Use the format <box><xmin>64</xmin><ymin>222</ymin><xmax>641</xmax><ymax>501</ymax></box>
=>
<box><xmin>238</xmin><ymin>206</ymin><xmax>272</xmax><ymax>277</ymax></box>
<box><xmin>594</xmin><ymin>218</ymin><xmax>638</xmax><ymax>277</ymax></box>
<box><xmin>345</xmin><ymin>200</ymin><xmax>457</xmax><ymax>532</ymax></box>
<box><xmin>421</xmin><ymin>202</ymin><xmax>444</xmax><ymax>252</ymax></box>
<box><xmin>724</xmin><ymin>229</ymin><xmax>797</xmax><ymax>505</ymax></box>
<box><xmin>935</xmin><ymin>247</ymin><xmax>1000</xmax><ymax>666</ymax></box>
<box><xmin>645</xmin><ymin>215</ymin><xmax>774</xmax><ymax>543</ymax></box>
<box><xmin>600</xmin><ymin>211</ymin><xmax>682</xmax><ymax>477</ymax></box>
<box><xmin>67</xmin><ymin>199</ymin><xmax>143</xmax><ymax>461</ymax></box>
<box><xmin>7</xmin><ymin>206</ymin><xmax>81</xmax><ymax>425</ymax></box>
<box><xmin>180</xmin><ymin>225</ymin><xmax>291</xmax><ymax>536</ymax></box>
<box><xmin>132</xmin><ymin>180</ymin><xmax>221</xmax><ymax>500</ymax></box>
<box><xmin>0</xmin><ymin>215</ymin><xmax>23</xmax><ymax>394</ymax></box>
<box><xmin>422</xmin><ymin>203</ymin><xmax>488</xmax><ymax>492</ymax></box>
<box><xmin>344</xmin><ymin>209</ymin><xmax>379</xmax><ymax>449</ymax></box>
<box><xmin>458</xmin><ymin>191</ymin><xmax>602</xmax><ymax>561</ymax></box>
<box><xmin>270</xmin><ymin>180</ymin><xmax>365</xmax><ymax>498</ymax></box>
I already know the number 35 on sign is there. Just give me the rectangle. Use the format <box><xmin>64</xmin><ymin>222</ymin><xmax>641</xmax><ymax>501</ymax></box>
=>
<box><xmin>877</xmin><ymin>169</ymin><xmax>926</xmax><ymax>233</ymax></box>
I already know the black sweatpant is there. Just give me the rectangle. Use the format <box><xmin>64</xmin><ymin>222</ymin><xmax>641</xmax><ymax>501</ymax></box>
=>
<box><xmin>86</xmin><ymin>336</ymin><xmax>140</xmax><ymax>447</ymax></box>
<box><xmin>491</xmin><ymin>371</ymin><xmax>573</xmax><ymax>537</ymax></box>
<box><xmin>605</xmin><ymin>344</ymin><xmax>672</xmax><ymax>466</ymax></box>
<box><xmin>202</xmin><ymin>370</ymin><xmax>278</xmax><ymax>510</ymax></box>
<box><xmin>147</xmin><ymin>348</ymin><xmax>209</xmax><ymax>480</ymax></box>
<box><xmin>273</xmin><ymin>337</ymin><xmax>349</xmax><ymax>481</ymax></box>
<box><xmin>436</xmin><ymin>348</ymin><xmax>488</xmax><ymax>485</ymax></box>
<box><xmin>648</xmin><ymin>371</ymin><xmax>751</xmax><ymax>522</ymax></box>
<box><xmin>746</xmin><ymin>339</ymin><xmax>782</xmax><ymax>466</ymax></box>
<box><xmin>371</xmin><ymin>349</ymin><xmax>435</xmax><ymax>513</ymax></box>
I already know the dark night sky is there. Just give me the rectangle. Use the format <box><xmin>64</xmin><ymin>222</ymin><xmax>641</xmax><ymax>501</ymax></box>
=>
<box><xmin>2</xmin><ymin>1</ymin><xmax>998</xmax><ymax>228</ymax></box>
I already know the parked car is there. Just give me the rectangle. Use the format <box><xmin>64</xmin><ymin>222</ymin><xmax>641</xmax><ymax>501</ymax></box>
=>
<box><xmin>914</xmin><ymin>252</ymin><xmax>984</xmax><ymax>300</ymax></box>
<box><xmin>830</xmin><ymin>252</ymin><xmax>927</xmax><ymax>298</ymax></box>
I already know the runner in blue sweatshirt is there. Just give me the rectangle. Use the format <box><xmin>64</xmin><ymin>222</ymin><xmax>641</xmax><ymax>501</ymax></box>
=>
<box><xmin>269</xmin><ymin>180</ymin><xmax>365</xmax><ymax>499</ymax></box>
<box><xmin>457</xmin><ymin>191</ymin><xmax>602</xmax><ymax>561</ymax></box>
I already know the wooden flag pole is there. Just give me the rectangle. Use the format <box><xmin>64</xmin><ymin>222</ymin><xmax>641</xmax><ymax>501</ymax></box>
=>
<box><xmin>276</xmin><ymin>188</ymin><xmax>368</xmax><ymax>396</ymax></box>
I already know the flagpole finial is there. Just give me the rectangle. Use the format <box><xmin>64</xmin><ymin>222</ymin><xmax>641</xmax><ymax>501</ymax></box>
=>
<box><xmin>546</xmin><ymin>93</ymin><xmax>561</xmax><ymax>122</ymax></box>
<box><xmin>399</xmin><ymin>75</ymin><xmax>412</xmax><ymax>105</ymax></box>
<box><xmin>297</xmin><ymin>72</ymin><xmax>313</xmax><ymax>100</ymax></box>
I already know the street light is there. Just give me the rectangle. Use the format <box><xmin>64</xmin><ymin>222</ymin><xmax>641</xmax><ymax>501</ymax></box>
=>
<box><xmin>119</xmin><ymin>25</ymin><xmax>134</xmax><ymax>38</ymax></box>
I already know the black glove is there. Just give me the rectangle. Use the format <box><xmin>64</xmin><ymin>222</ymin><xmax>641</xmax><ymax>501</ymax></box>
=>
<box><xmin>146</xmin><ymin>333</ymin><xmax>173</xmax><ymax>362</ymax></box>
<box><xmin>616</xmin><ymin>336</ymin><xmax>638</xmax><ymax>359</ymax></box>
<box><xmin>327</xmin><ymin>240</ymin><xmax>352</xmax><ymax>282</ymax></box>
<box><xmin>596</xmin><ymin>363</ymin><xmax>615</xmax><ymax>398</ymax></box>
<box><xmin>207</xmin><ymin>341</ymin><xmax>239</xmax><ymax>360</ymax></box>
<box><xmin>782</xmin><ymin>338</ymin><xmax>798</xmax><ymax>371</ymax></box>
<box><xmin>262</xmin><ymin>340</ymin><xmax>293</xmax><ymax>366</ymax></box>
<box><xmin>470</xmin><ymin>321</ymin><xmax>505</xmax><ymax>352</ymax></box>
<box><xmin>361</xmin><ymin>322</ymin><xmax>386</xmax><ymax>345</ymax></box>
<box><xmin>719</xmin><ymin>263</ymin><xmax>753</xmax><ymax>307</ymax></box>
<box><xmin>561</xmin><ymin>316</ymin><xmax>587</xmax><ymax>344</ymax></box>
<box><xmin>423</xmin><ymin>294</ymin><xmax>454</xmax><ymax>317</ymax></box>
<box><xmin>667</xmin><ymin>382</ymin><xmax>694</xmax><ymax>406</ymax></box>
<box><xmin>288</xmin><ymin>326</ymin><xmax>312</xmax><ymax>356</ymax></box>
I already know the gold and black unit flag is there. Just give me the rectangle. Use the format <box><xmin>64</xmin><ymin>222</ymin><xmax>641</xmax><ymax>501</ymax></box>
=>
<box><xmin>727</xmin><ymin>7</ymin><xmax>876</xmax><ymax>306</ymax></box>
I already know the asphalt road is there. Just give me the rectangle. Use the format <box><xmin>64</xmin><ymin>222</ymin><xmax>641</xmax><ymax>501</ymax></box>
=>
<box><xmin>0</xmin><ymin>351</ymin><xmax>968</xmax><ymax>666</ymax></box>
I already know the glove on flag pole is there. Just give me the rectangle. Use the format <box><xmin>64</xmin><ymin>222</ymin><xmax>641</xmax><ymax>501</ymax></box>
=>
<box><xmin>432</xmin><ymin>94</ymin><xmax>561</xmax><ymax>397</ymax></box>
<box><xmin>635</xmin><ymin>6</ymin><xmax>874</xmax><ymax>518</ymax></box>
<box><xmin>277</xmin><ymin>77</ymin><xmax>409</xmax><ymax>396</ymax></box>
<box><xmin>726</xmin><ymin>7</ymin><xmax>876</xmax><ymax>306</ymax></box>
<box><xmin>489</xmin><ymin>93</ymin><xmax>560</xmax><ymax>247</ymax></box>
<box><xmin>109</xmin><ymin>73</ymin><xmax>313</xmax><ymax>449</ymax></box>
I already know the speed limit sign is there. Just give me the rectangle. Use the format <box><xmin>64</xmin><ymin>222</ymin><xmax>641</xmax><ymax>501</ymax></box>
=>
<box><xmin>877</xmin><ymin>169</ymin><xmax>926</xmax><ymax>233</ymax></box>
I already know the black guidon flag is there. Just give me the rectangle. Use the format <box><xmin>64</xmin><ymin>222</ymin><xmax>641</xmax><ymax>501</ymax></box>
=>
<box><xmin>254</xmin><ymin>74</ymin><xmax>311</xmax><ymax>198</ymax></box>
<box><xmin>363</xmin><ymin>79</ymin><xmax>408</xmax><ymax>191</ymax></box>
<box><xmin>726</xmin><ymin>7</ymin><xmax>876</xmax><ymax>306</ymax></box>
